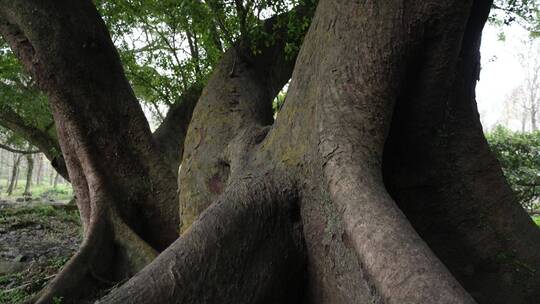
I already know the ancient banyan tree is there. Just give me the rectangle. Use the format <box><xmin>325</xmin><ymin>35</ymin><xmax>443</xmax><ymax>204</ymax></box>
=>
<box><xmin>0</xmin><ymin>0</ymin><xmax>539</xmax><ymax>303</ymax></box>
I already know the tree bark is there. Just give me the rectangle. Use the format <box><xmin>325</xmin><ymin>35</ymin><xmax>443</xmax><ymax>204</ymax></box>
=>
<box><xmin>0</xmin><ymin>1</ymin><xmax>310</xmax><ymax>303</ymax></box>
<box><xmin>98</xmin><ymin>177</ymin><xmax>305</xmax><ymax>304</ymax></box>
<box><xmin>6</xmin><ymin>153</ymin><xmax>21</xmax><ymax>196</ymax></box>
<box><xmin>152</xmin><ymin>85</ymin><xmax>202</xmax><ymax>174</ymax></box>
<box><xmin>101</xmin><ymin>0</ymin><xmax>539</xmax><ymax>303</ymax></box>
<box><xmin>2</xmin><ymin>0</ymin><xmax>539</xmax><ymax>303</ymax></box>
<box><xmin>0</xmin><ymin>1</ymin><xmax>179</xmax><ymax>302</ymax></box>
<box><xmin>52</xmin><ymin>172</ymin><xmax>59</xmax><ymax>189</ymax></box>
<box><xmin>13</xmin><ymin>164</ymin><xmax>19</xmax><ymax>190</ymax></box>
<box><xmin>23</xmin><ymin>153</ymin><xmax>33</xmax><ymax>196</ymax></box>
<box><xmin>382</xmin><ymin>1</ymin><xmax>540</xmax><ymax>303</ymax></box>
<box><xmin>0</xmin><ymin>105</ymin><xmax>69</xmax><ymax>180</ymax></box>
<box><xmin>35</xmin><ymin>153</ymin><xmax>43</xmax><ymax>185</ymax></box>
<box><xmin>178</xmin><ymin>6</ymin><xmax>310</xmax><ymax>231</ymax></box>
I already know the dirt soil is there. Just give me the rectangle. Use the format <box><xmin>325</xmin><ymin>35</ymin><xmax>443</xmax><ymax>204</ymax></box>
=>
<box><xmin>0</xmin><ymin>199</ymin><xmax>81</xmax><ymax>303</ymax></box>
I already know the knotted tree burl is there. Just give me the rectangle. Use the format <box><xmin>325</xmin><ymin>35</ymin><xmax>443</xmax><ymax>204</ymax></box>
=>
<box><xmin>1</xmin><ymin>0</ymin><xmax>539</xmax><ymax>303</ymax></box>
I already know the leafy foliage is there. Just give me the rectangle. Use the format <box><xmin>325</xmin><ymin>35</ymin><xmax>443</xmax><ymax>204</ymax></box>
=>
<box><xmin>94</xmin><ymin>0</ymin><xmax>313</xmax><ymax>122</ymax></box>
<box><xmin>486</xmin><ymin>126</ymin><xmax>540</xmax><ymax>213</ymax></box>
<box><xmin>491</xmin><ymin>0</ymin><xmax>540</xmax><ymax>37</ymax></box>
<box><xmin>0</xmin><ymin>40</ymin><xmax>54</xmax><ymax>149</ymax></box>
<box><xmin>0</xmin><ymin>0</ymin><xmax>315</xmax><ymax>144</ymax></box>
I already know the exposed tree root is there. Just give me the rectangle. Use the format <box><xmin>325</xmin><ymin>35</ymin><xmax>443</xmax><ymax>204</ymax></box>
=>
<box><xmin>263</xmin><ymin>0</ymin><xmax>485</xmax><ymax>302</ymax></box>
<box><xmin>31</xmin><ymin>207</ymin><xmax>158</xmax><ymax>304</ymax></box>
<box><xmin>32</xmin><ymin>213</ymin><xmax>111</xmax><ymax>304</ymax></box>
<box><xmin>98</xmin><ymin>178</ymin><xmax>305</xmax><ymax>304</ymax></box>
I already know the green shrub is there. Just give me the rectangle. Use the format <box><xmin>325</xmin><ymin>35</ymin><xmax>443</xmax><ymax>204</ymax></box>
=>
<box><xmin>486</xmin><ymin>126</ymin><xmax>540</xmax><ymax>214</ymax></box>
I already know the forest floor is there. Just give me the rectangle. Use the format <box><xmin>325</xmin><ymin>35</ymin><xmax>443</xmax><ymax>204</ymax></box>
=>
<box><xmin>0</xmin><ymin>194</ymin><xmax>80</xmax><ymax>304</ymax></box>
<box><xmin>0</xmin><ymin>185</ymin><xmax>538</xmax><ymax>304</ymax></box>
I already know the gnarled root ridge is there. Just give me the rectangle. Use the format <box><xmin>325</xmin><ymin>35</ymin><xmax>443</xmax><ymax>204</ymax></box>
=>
<box><xmin>32</xmin><ymin>208</ymin><xmax>157</xmax><ymax>304</ymax></box>
<box><xmin>98</xmin><ymin>178</ymin><xmax>305</xmax><ymax>304</ymax></box>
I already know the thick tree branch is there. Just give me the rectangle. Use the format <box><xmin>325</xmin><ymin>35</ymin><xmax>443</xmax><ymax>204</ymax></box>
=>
<box><xmin>179</xmin><ymin>5</ymin><xmax>313</xmax><ymax>231</ymax></box>
<box><xmin>1</xmin><ymin>1</ymin><xmax>182</xmax><ymax>301</ymax></box>
<box><xmin>0</xmin><ymin>143</ymin><xmax>38</xmax><ymax>154</ymax></box>
<box><xmin>0</xmin><ymin>105</ymin><xmax>68</xmax><ymax>179</ymax></box>
<box><xmin>0</xmin><ymin>0</ymin><xmax>179</xmax><ymax>249</ymax></box>
<box><xmin>152</xmin><ymin>85</ymin><xmax>202</xmax><ymax>173</ymax></box>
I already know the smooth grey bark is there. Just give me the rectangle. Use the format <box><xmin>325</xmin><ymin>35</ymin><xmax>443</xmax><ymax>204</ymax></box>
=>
<box><xmin>152</xmin><ymin>85</ymin><xmax>202</xmax><ymax>174</ymax></box>
<box><xmin>98</xmin><ymin>177</ymin><xmax>304</xmax><ymax>304</ymax></box>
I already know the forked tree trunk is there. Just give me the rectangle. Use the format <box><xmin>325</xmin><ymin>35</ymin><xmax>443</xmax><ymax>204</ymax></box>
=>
<box><xmin>2</xmin><ymin>0</ymin><xmax>540</xmax><ymax>304</ymax></box>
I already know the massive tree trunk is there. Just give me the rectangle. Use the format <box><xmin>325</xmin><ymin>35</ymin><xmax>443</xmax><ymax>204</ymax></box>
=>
<box><xmin>101</xmin><ymin>1</ymin><xmax>540</xmax><ymax>303</ymax></box>
<box><xmin>383</xmin><ymin>2</ymin><xmax>540</xmax><ymax>302</ymax></box>
<box><xmin>0</xmin><ymin>1</ymin><xmax>179</xmax><ymax>302</ymax></box>
<box><xmin>1</xmin><ymin>0</ymin><xmax>539</xmax><ymax>304</ymax></box>
<box><xmin>0</xmin><ymin>1</ymin><xmax>308</xmax><ymax>303</ymax></box>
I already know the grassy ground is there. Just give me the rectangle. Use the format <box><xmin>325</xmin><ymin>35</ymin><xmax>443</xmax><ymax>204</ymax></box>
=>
<box><xmin>0</xmin><ymin>195</ymin><xmax>80</xmax><ymax>304</ymax></box>
<box><xmin>533</xmin><ymin>215</ymin><xmax>540</xmax><ymax>226</ymax></box>
<box><xmin>0</xmin><ymin>179</ymin><xmax>73</xmax><ymax>202</ymax></box>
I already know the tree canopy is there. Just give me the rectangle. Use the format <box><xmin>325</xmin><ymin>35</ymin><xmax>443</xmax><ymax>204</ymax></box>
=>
<box><xmin>0</xmin><ymin>0</ymin><xmax>537</xmax><ymax>156</ymax></box>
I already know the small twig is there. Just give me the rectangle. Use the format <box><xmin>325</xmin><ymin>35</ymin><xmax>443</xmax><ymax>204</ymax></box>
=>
<box><xmin>0</xmin><ymin>143</ymin><xmax>39</xmax><ymax>154</ymax></box>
